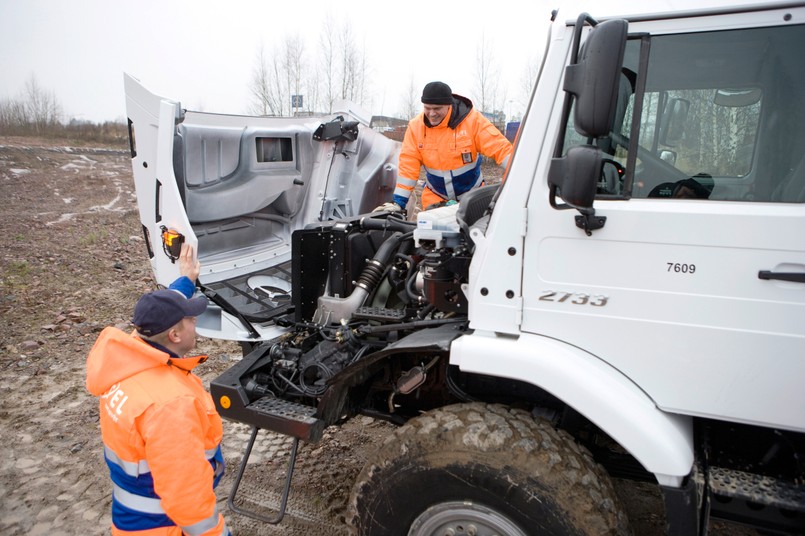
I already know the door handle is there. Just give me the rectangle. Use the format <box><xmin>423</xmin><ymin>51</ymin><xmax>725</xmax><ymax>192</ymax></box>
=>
<box><xmin>758</xmin><ymin>270</ymin><xmax>805</xmax><ymax>283</ymax></box>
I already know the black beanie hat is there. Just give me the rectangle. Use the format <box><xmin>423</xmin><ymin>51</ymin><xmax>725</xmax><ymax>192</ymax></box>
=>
<box><xmin>421</xmin><ymin>81</ymin><xmax>453</xmax><ymax>105</ymax></box>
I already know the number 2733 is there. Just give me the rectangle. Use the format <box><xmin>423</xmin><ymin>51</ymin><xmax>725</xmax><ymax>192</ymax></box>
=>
<box><xmin>539</xmin><ymin>291</ymin><xmax>608</xmax><ymax>307</ymax></box>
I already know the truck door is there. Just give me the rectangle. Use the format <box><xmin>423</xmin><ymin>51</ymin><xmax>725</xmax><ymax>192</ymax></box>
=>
<box><xmin>521</xmin><ymin>9</ymin><xmax>805</xmax><ymax>432</ymax></box>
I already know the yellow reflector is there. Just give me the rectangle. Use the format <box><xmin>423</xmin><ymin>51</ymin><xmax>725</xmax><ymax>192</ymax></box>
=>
<box><xmin>160</xmin><ymin>227</ymin><xmax>184</xmax><ymax>261</ymax></box>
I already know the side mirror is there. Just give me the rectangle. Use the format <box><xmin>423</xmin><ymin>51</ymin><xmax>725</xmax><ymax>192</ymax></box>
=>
<box><xmin>548</xmin><ymin>146</ymin><xmax>607</xmax><ymax>235</ymax></box>
<box><xmin>563</xmin><ymin>18</ymin><xmax>628</xmax><ymax>138</ymax></box>
<box><xmin>549</xmin><ymin>145</ymin><xmax>602</xmax><ymax>210</ymax></box>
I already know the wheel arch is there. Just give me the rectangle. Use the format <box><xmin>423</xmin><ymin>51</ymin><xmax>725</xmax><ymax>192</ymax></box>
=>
<box><xmin>451</xmin><ymin>331</ymin><xmax>694</xmax><ymax>487</ymax></box>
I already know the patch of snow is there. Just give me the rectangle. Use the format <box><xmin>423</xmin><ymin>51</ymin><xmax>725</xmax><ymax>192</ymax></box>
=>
<box><xmin>90</xmin><ymin>192</ymin><xmax>123</xmax><ymax>212</ymax></box>
<box><xmin>46</xmin><ymin>213</ymin><xmax>77</xmax><ymax>226</ymax></box>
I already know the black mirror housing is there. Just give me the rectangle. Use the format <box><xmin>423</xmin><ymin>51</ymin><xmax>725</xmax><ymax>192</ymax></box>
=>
<box><xmin>563</xmin><ymin>19</ymin><xmax>628</xmax><ymax>138</ymax></box>
<box><xmin>549</xmin><ymin>145</ymin><xmax>602</xmax><ymax>210</ymax></box>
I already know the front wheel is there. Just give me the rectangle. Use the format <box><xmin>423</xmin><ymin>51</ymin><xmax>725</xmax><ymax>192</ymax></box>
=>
<box><xmin>348</xmin><ymin>403</ymin><xmax>629</xmax><ymax>536</ymax></box>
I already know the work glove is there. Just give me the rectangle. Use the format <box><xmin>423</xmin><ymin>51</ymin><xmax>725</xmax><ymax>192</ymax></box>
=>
<box><xmin>373</xmin><ymin>202</ymin><xmax>403</xmax><ymax>213</ymax></box>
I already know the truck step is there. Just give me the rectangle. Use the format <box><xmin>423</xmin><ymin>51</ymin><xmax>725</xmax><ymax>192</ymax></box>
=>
<box><xmin>708</xmin><ymin>467</ymin><xmax>805</xmax><ymax>532</ymax></box>
<box><xmin>709</xmin><ymin>467</ymin><xmax>805</xmax><ymax>510</ymax></box>
<box><xmin>246</xmin><ymin>397</ymin><xmax>325</xmax><ymax>442</ymax></box>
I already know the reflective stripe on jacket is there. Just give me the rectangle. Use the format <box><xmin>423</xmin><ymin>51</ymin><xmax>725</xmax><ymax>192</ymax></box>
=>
<box><xmin>86</xmin><ymin>327</ymin><xmax>228</xmax><ymax>536</ymax></box>
<box><xmin>395</xmin><ymin>95</ymin><xmax>512</xmax><ymax>209</ymax></box>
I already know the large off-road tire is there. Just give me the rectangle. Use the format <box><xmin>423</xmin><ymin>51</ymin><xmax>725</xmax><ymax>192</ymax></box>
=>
<box><xmin>348</xmin><ymin>403</ymin><xmax>630</xmax><ymax>536</ymax></box>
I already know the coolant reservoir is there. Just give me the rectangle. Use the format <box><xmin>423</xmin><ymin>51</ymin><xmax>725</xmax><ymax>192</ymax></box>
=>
<box><xmin>414</xmin><ymin>204</ymin><xmax>461</xmax><ymax>249</ymax></box>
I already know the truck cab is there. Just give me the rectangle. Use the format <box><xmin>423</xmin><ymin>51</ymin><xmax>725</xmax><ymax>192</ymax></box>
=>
<box><xmin>454</xmin><ymin>3</ymin><xmax>805</xmax><ymax>533</ymax></box>
<box><xmin>124</xmin><ymin>73</ymin><xmax>402</xmax><ymax>341</ymax></box>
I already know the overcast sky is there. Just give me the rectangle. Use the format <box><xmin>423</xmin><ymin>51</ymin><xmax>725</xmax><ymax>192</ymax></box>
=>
<box><xmin>0</xmin><ymin>0</ymin><xmax>552</xmax><ymax>123</ymax></box>
<box><xmin>0</xmin><ymin>0</ymin><xmax>760</xmax><ymax>123</ymax></box>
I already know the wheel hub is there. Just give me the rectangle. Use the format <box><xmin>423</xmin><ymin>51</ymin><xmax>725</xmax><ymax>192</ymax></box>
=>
<box><xmin>408</xmin><ymin>501</ymin><xmax>528</xmax><ymax>536</ymax></box>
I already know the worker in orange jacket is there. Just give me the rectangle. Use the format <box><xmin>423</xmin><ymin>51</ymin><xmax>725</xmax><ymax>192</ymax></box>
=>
<box><xmin>86</xmin><ymin>244</ymin><xmax>231</xmax><ymax>536</ymax></box>
<box><xmin>391</xmin><ymin>81</ymin><xmax>513</xmax><ymax>211</ymax></box>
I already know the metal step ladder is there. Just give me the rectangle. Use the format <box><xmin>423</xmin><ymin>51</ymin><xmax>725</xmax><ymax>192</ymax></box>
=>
<box><xmin>227</xmin><ymin>397</ymin><xmax>325</xmax><ymax>524</ymax></box>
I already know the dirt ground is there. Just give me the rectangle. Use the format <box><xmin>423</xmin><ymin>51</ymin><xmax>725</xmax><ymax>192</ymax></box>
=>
<box><xmin>0</xmin><ymin>136</ymin><xmax>756</xmax><ymax>535</ymax></box>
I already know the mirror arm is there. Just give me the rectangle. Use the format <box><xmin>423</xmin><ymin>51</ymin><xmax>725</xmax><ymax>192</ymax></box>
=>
<box><xmin>570</xmin><ymin>13</ymin><xmax>600</xmax><ymax>64</ymax></box>
<box><xmin>575</xmin><ymin>211</ymin><xmax>607</xmax><ymax>236</ymax></box>
<box><xmin>554</xmin><ymin>13</ymin><xmax>600</xmax><ymax>160</ymax></box>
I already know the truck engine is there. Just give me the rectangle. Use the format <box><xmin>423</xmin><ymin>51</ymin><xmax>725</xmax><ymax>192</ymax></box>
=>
<box><xmin>210</xmin><ymin>185</ymin><xmax>501</xmax><ymax>442</ymax></box>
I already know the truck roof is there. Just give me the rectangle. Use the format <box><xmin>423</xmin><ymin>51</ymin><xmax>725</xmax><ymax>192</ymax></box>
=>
<box><xmin>558</xmin><ymin>0</ymin><xmax>805</xmax><ymax>23</ymax></box>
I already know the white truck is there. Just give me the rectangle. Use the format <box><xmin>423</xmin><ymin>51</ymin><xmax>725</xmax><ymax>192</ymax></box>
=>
<box><xmin>126</xmin><ymin>2</ymin><xmax>805</xmax><ymax>534</ymax></box>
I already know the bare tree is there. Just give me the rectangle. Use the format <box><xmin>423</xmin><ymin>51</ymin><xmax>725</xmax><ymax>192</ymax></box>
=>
<box><xmin>0</xmin><ymin>75</ymin><xmax>126</xmax><ymax>141</ymax></box>
<box><xmin>338</xmin><ymin>22</ymin><xmax>359</xmax><ymax>102</ymax></box>
<box><xmin>24</xmin><ymin>75</ymin><xmax>61</xmax><ymax>134</ymax></box>
<box><xmin>304</xmin><ymin>72</ymin><xmax>321</xmax><ymax>115</ymax></box>
<box><xmin>0</xmin><ymin>75</ymin><xmax>61</xmax><ymax>135</ymax></box>
<box><xmin>248</xmin><ymin>16</ymin><xmax>372</xmax><ymax>117</ymax></box>
<box><xmin>400</xmin><ymin>76</ymin><xmax>419</xmax><ymax>120</ymax></box>
<box><xmin>249</xmin><ymin>36</ymin><xmax>307</xmax><ymax>117</ymax></box>
<box><xmin>269</xmin><ymin>50</ymin><xmax>288</xmax><ymax>116</ymax></box>
<box><xmin>473</xmin><ymin>32</ymin><xmax>501</xmax><ymax>113</ymax></box>
<box><xmin>324</xmin><ymin>17</ymin><xmax>370</xmax><ymax>107</ymax></box>
<box><xmin>319</xmin><ymin>13</ymin><xmax>338</xmax><ymax>113</ymax></box>
<box><xmin>249</xmin><ymin>45</ymin><xmax>273</xmax><ymax>115</ymax></box>
<box><xmin>0</xmin><ymin>98</ymin><xmax>28</xmax><ymax>132</ymax></box>
<box><xmin>284</xmin><ymin>34</ymin><xmax>305</xmax><ymax>115</ymax></box>
<box><xmin>518</xmin><ymin>56</ymin><xmax>540</xmax><ymax>114</ymax></box>
<box><xmin>249</xmin><ymin>44</ymin><xmax>286</xmax><ymax>116</ymax></box>
<box><xmin>353</xmin><ymin>37</ymin><xmax>371</xmax><ymax>106</ymax></box>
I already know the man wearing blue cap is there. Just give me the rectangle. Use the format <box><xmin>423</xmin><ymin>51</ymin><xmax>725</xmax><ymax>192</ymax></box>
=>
<box><xmin>86</xmin><ymin>244</ymin><xmax>231</xmax><ymax>536</ymax></box>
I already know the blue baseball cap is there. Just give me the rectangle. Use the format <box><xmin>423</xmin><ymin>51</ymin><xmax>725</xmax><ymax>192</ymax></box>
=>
<box><xmin>132</xmin><ymin>289</ymin><xmax>208</xmax><ymax>336</ymax></box>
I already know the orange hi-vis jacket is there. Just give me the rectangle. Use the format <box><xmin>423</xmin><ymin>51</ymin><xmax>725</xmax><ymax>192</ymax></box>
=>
<box><xmin>394</xmin><ymin>95</ymin><xmax>513</xmax><ymax>210</ymax></box>
<box><xmin>86</xmin><ymin>327</ymin><xmax>229</xmax><ymax>536</ymax></box>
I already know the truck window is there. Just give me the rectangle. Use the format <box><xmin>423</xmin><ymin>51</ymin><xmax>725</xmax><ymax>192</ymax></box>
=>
<box><xmin>563</xmin><ymin>23</ymin><xmax>805</xmax><ymax>203</ymax></box>
<box><xmin>626</xmin><ymin>88</ymin><xmax>761</xmax><ymax>179</ymax></box>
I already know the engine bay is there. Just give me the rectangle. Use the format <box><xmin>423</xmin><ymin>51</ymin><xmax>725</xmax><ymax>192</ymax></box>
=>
<box><xmin>210</xmin><ymin>186</ymin><xmax>500</xmax><ymax>438</ymax></box>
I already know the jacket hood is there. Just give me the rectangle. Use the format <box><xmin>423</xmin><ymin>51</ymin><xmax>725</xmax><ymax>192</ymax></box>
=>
<box><xmin>448</xmin><ymin>94</ymin><xmax>473</xmax><ymax>129</ymax></box>
<box><xmin>423</xmin><ymin>94</ymin><xmax>474</xmax><ymax>130</ymax></box>
<box><xmin>86</xmin><ymin>326</ymin><xmax>207</xmax><ymax>396</ymax></box>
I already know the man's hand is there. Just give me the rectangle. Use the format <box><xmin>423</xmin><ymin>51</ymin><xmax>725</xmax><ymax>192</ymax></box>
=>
<box><xmin>373</xmin><ymin>202</ymin><xmax>403</xmax><ymax>213</ymax></box>
<box><xmin>178</xmin><ymin>243</ymin><xmax>200</xmax><ymax>282</ymax></box>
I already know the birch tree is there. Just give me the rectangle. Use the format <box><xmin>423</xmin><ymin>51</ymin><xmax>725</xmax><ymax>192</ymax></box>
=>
<box><xmin>319</xmin><ymin>14</ymin><xmax>338</xmax><ymax>113</ymax></box>
<box><xmin>249</xmin><ymin>18</ymin><xmax>371</xmax><ymax>116</ymax></box>
<box><xmin>249</xmin><ymin>45</ymin><xmax>273</xmax><ymax>116</ymax></box>
<box><xmin>249</xmin><ymin>36</ymin><xmax>305</xmax><ymax>116</ymax></box>
<box><xmin>473</xmin><ymin>32</ymin><xmax>501</xmax><ymax>114</ymax></box>
<box><xmin>400</xmin><ymin>76</ymin><xmax>419</xmax><ymax>120</ymax></box>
